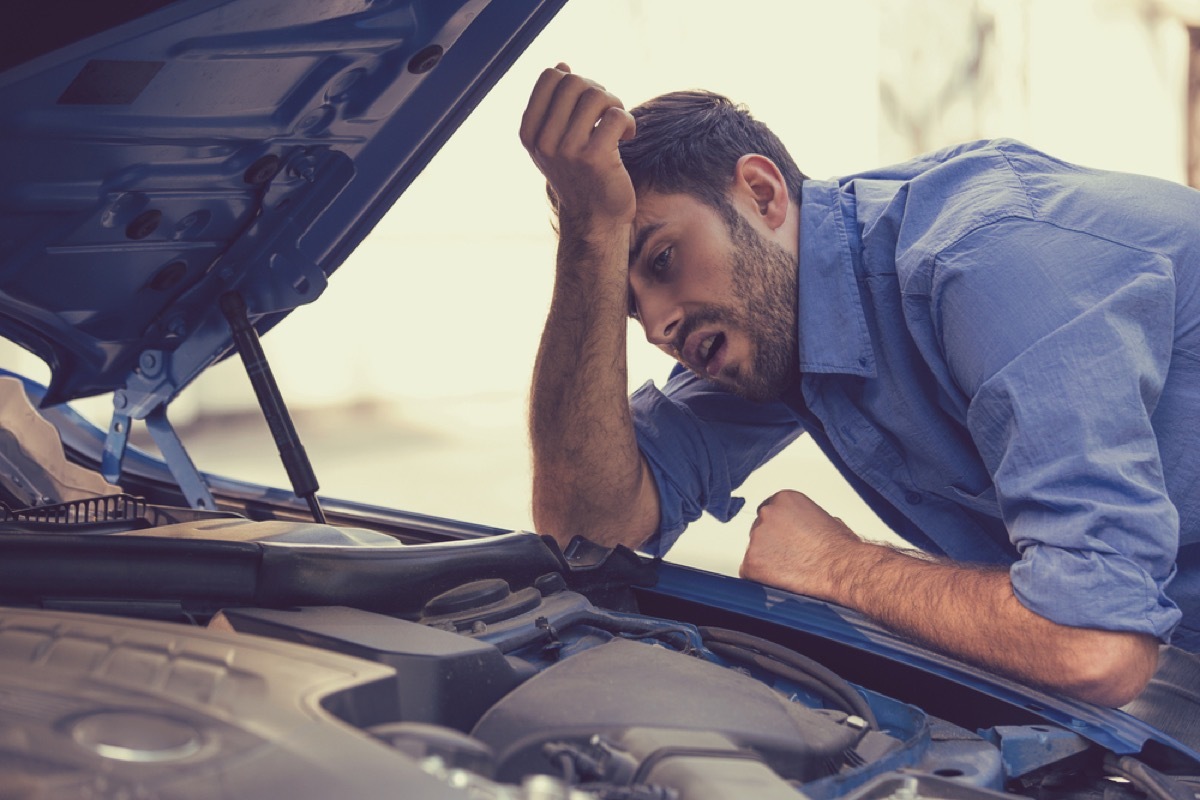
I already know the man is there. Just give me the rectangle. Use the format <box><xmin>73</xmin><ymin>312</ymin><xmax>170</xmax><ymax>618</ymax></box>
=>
<box><xmin>519</xmin><ymin>64</ymin><xmax>1200</xmax><ymax>708</ymax></box>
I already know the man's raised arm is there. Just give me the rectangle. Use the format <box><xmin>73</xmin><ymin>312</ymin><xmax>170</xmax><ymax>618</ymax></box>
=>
<box><xmin>519</xmin><ymin>65</ymin><xmax>660</xmax><ymax>550</ymax></box>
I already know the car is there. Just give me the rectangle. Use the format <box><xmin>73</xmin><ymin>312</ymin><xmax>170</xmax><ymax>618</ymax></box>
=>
<box><xmin>1</xmin><ymin>1</ymin><xmax>1198</xmax><ymax>798</ymax></box>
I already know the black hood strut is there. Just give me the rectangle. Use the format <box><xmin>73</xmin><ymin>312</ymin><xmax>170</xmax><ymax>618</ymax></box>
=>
<box><xmin>220</xmin><ymin>291</ymin><xmax>326</xmax><ymax>524</ymax></box>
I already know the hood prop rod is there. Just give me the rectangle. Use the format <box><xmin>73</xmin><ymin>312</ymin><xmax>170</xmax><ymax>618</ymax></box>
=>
<box><xmin>220</xmin><ymin>291</ymin><xmax>326</xmax><ymax>524</ymax></box>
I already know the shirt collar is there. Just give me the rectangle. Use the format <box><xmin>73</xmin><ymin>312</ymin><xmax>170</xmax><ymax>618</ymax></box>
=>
<box><xmin>796</xmin><ymin>179</ymin><xmax>876</xmax><ymax>379</ymax></box>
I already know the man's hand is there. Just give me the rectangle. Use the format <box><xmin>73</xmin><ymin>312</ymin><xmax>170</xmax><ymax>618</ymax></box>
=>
<box><xmin>519</xmin><ymin>64</ymin><xmax>637</xmax><ymax>227</ymax></box>
<box><xmin>741</xmin><ymin>490</ymin><xmax>872</xmax><ymax>601</ymax></box>
<box><xmin>739</xmin><ymin>490</ymin><xmax>1158</xmax><ymax>706</ymax></box>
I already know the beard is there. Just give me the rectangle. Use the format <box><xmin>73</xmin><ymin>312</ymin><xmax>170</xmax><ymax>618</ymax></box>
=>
<box><xmin>672</xmin><ymin>206</ymin><xmax>798</xmax><ymax>402</ymax></box>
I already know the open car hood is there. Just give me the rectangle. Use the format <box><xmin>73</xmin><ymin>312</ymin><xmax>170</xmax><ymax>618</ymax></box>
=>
<box><xmin>0</xmin><ymin>0</ymin><xmax>564</xmax><ymax>416</ymax></box>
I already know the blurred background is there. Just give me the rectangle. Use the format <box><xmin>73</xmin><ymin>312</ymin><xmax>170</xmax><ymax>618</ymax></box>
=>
<box><xmin>9</xmin><ymin>0</ymin><xmax>1200</xmax><ymax>574</ymax></box>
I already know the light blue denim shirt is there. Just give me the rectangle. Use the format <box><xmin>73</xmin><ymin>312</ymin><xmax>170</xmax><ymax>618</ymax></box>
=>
<box><xmin>631</xmin><ymin>139</ymin><xmax>1200</xmax><ymax>649</ymax></box>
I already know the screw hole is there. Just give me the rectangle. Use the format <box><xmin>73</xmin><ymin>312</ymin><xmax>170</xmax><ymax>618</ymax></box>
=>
<box><xmin>407</xmin><ymin>44</ymin><xmax>443</xmax><ymax>74</ymax></box>
<box><xmin>148</xmin><ymin>260</ymin><xmax>187</xmax><ymax>292</ymax></box>
<box><xmin>244</xmin><ymin>155</ymin><xmax>281</xmax><ymax>185</ymax></box>
<box><xmin>126</xmin><ymin>209</ymin><xmax>162</xmax><ymax>240</ymax></box>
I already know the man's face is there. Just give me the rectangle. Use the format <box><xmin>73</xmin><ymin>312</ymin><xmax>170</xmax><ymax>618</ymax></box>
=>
<box><xmin>628</xmin><ymin>191</ymin><xmax>798</xmax><ymax>402</ymax></box>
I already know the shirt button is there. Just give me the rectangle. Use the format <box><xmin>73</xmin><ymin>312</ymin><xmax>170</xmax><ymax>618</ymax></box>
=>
<box><xmin>903</xmin><ymin>491</ymin><xmax>923</xmax><ymax>505</ymax></box>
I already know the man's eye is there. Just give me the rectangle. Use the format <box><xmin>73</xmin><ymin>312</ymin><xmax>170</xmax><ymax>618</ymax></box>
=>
<box><xmin>651</xmin><ymin>246</ymin><xmax>673</xmax><ymax>277</ymax></box>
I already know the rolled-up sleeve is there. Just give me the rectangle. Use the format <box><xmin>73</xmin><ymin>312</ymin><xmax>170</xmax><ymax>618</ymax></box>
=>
<box><xmin>629</xmin><ymin>368</ymin><xmax>803</xmax><ymax>557</ymax></box>
<box><xmin>931</xmin><ymin>219</ymin><xmax>1183</xmax><ymax>639</ymax></box>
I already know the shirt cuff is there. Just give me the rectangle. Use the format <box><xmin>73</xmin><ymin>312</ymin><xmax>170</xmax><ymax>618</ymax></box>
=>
<box><xmin>1011</xmin><ymin>543</ymin><xmax>1182</xmax><ymax>640</ymax></box>
<box><xmin>629</xmin><ymin>380</ymin><xmax>745</xmax><ymax>557</ymax></box>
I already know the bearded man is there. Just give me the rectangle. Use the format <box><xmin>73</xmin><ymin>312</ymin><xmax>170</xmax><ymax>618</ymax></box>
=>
<box><xmin>519</xmin><ymin>65</ymin><xmax>1200</xmax><ymax>712</ymax></box>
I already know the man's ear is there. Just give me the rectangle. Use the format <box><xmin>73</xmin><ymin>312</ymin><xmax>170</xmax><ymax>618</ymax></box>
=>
<box><xmin>732</xmin><ymin>154</ymin><xmax>789</xmax><ymax>231</ymax></box>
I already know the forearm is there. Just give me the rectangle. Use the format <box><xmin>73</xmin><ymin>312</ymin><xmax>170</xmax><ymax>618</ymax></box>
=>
<box><xmin>530</xmin><ymin>221</ymin><xmax>659</xmax><ymax>549</ymax></box>
<box><xmin>822</xmin><ymin>544</ymin><xmax>1158</xmax><ymax>705</ymax></box>
<box><xmin>741</xmin><ymin>491</ymin><xmax>1159</xmax><ymax>706</ymax></box>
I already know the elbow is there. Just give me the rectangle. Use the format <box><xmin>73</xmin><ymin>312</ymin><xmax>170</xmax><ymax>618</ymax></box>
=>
<box><xmin>531</xmin><ymin>458</ymin><xmax>661</xmax><ymax>551</ymax></box>
<box><xmin>530</xmin><ymin>484</ymin><xmax>628</xmax><ymax>550</ymax></box>
<box><xmin>1057</xmin><ymin>631</ymin><xmax>1159</xmax><ymax>707</ymax></box>
<box><xmin>531</xmin><ymin>486</ymin><xmax>576</xmax><ymax>549</ymax></box>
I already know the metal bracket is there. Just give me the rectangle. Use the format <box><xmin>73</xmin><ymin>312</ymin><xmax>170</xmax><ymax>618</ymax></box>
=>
<box><xmin>144</xmin><ymin>406</ymin><xmax>215</xmax><ymax>511</ymax></box>
<box><xmin>980</xmin><ymin>725</ymin><xmax>1091</xmax><ymax>780</ymax></box>
<box><xmin>102</xmin><ymin>401</ymin><xmax>132</xmax><ymax>485</ymax></box>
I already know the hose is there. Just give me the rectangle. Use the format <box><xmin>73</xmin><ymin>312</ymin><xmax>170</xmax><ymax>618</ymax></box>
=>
<box><xmin>698</xmin><ymin>626</ymin><xmax>878</xmax><ymax>730</ymax></box>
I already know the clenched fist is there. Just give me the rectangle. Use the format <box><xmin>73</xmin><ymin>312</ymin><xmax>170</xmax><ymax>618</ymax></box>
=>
<box><xmin>740</xmin><ymin>490</ymin><xmax>868</xmax><ymax>603</ymax></box>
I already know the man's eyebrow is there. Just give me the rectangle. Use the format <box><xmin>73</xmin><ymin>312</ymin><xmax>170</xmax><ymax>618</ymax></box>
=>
<box><xmin>629</xmin><ymin>222</ymin><xmax>664</xmax><ymax>266</ymax></box>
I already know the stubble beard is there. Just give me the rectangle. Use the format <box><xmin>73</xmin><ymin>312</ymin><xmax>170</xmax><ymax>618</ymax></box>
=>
<box><xmin>708</xmin><ymin>206</ymin><xmax>798</xmax><ymax>402</ymax></box>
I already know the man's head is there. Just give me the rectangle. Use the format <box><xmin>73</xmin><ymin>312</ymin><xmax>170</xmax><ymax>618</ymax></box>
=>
<box><xmin>620</xmin><ymin>90</ymin><xmax>807</xmax><ymax>402</ymax></box>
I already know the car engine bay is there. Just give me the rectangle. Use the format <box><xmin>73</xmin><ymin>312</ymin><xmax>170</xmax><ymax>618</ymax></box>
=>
<box><xmin>1</xmin><ymin>494</ymin><xmax>1198</xmax><ymax>800</ymax></box>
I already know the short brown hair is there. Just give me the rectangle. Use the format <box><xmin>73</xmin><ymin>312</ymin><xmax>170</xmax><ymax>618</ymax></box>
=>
<box><xmin>619</xmin><ymin>89</ymin><xmax>807</xmax><ymax>210</ymax></box>
<box><xmin>546</xmin><ymin>90</ymin><xmax>807</xmax><ymax>225</ymax></box>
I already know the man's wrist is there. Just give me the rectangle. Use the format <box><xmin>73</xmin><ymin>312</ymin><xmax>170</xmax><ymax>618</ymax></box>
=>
<box><xmin>554</xmin><ymin>220</ymin><xmax>632</xmax><ymax>296</ymax></box>
<box><xmin>558</xmin><ymin>211</ymin><xmax>629</xmax><ymax>249</ymax></box>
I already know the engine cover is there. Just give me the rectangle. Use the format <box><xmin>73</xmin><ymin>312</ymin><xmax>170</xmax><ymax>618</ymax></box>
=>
<box><xmin>472</xmin><ymin>637</ymin><xmax>863</xmax><ymax>782</ymax></box>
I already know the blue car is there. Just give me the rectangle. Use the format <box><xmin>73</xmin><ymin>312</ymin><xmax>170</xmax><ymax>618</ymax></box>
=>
<box><xmin>1</xmin><ymin>2</ymin><xmax>1197</xmax><ymax>798</ymax></box>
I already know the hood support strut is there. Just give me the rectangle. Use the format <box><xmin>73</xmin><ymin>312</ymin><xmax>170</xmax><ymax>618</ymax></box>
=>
<box><xmin>220</xmin><ymin>291</ymin><xmax>326</xmax><ymax>525</ymax></box>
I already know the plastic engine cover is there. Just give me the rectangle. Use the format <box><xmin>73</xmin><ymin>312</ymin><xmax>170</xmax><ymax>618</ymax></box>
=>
<box><xmin>472</xmin><ymin>637</ymin><xmax>864</xmax><ymax>782</ymax></box>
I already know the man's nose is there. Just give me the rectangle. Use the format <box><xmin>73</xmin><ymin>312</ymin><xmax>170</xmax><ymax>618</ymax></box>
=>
<box><xmin>639</xmin><ymin>296</ymin><xmax>683</xmax><ymax>348</ymax></box>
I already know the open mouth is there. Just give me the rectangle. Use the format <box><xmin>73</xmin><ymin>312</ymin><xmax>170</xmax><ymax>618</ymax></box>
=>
<box><xmin>689</xmin><ymin>331</ymin><xmax>727</xmax><ymax>377</ymax></box>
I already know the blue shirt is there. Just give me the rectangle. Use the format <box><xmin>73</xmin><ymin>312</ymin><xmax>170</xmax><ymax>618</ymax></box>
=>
<box><xmin>630</xmin><ymin>139</ymin><xmax>1200</xmax><ymax>650</ymax></box>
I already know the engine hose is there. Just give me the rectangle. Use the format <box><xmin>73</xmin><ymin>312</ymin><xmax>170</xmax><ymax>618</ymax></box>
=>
<box><xmin>703</xmin><ymin>640</ymin><xmax>866</xmax><ymax>722</ymax></box>
<box><xmin>1104</xmin><ymin>754</ymin><xmax>1197</xmax><ymax>800</ymax></box>
<box><xmin>698</xmin><ymin>626</ymin><xmax>879</xmax><ymax>730</ymax></box>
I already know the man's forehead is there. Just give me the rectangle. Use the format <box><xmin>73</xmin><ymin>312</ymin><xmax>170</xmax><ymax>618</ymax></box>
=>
<box><xmin>634</xmin><ymin>190</ymin><xmax>705</xmax><ymax>229</ymax></box>
<box><xmin>632</xmin><ymin>189</ymin><xmax>719</xmax><ymax>225</ymax></box>
<box><xmin>629</xmin><ymin>191</ymin><xmax>715</xmax><ymax>262</ymax></box>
